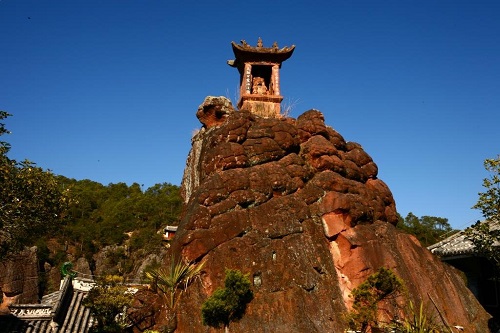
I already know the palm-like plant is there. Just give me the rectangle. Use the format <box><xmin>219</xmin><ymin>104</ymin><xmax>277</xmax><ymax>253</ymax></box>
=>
<box><xmin>399</xmin><ymin>301</ymin><xmax>448</xmax><ymax>333</ymax></box>
<box><xmin>145</xmin><ymin>257</ymin><xmax>204</xmax><ymax>309</ymax></box>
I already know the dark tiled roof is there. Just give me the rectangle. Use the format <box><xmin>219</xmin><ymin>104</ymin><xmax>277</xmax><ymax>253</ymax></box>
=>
<box><xmin>428</xmin><ymin>220</ymin><xmax>500</xmax><ymax>257</ymax></box>
<box><xmin>58</xmin><ymin>289</ymin><xmax>94</xmax><ymax>332</ymax></box>
<box><xmin>41</xmin><ymin>291</ymin><xmax>61</xmax><ymax>306</ymax></box>
<box><xmin>0</xmin><ymin>315</ymin><xmax>54</xmax><ymax>333</ymax></box>
<box><xmin>0</xmin><ymin>277</ymin><xmax>95</xmax><ymax>333</ymax></box>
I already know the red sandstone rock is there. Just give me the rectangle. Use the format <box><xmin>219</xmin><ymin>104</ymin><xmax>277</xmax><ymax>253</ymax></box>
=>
<box><xmin>128</xmin><ymin>289</ymin><xmax>162</xmax><ymax>331</ymax></box>
<box><xmin>163</xmin><ymin>100</ymin><xmax>490</xmax><ymax>332</ymax></box>
<box><xmin>196</xmin><ymin>96</ymin><xmax>235</xmax><ymax>129</ymax></box>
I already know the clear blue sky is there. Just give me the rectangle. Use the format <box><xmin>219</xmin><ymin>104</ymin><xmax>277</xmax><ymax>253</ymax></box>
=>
<box><xmin>1</xmin><ymin>0</ymin><xmax>499</xmax><ymax>230</ymax></box>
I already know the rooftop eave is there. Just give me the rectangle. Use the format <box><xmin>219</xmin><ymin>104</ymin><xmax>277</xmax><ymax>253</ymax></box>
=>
<box><xmin>230</xmin><ymin>41</ymin><xmax>295</xmax><ymax>65</ymax></box>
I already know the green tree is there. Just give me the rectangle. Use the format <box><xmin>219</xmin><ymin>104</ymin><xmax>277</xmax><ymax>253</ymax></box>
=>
<box><xmin>472</xmin><ymin>155</ymin><xmax>500</xmax><ymax>220</ymax></box>
<box><xmin>201</xmin><ymin>269</ymin><xmax>254</xmax><ymax>333</ymax></box>
<box><xmin>62</xmin><ymin>180</ymin><xmax>182</xmax><ymax>255</ymax></box>
<box><xmin>0</xmin><ymin>112</ymin><xmax>68</xmax><ymax>258</ymax></box>
<box><xmin>54</xmin><ymin>178</ymin><xmax>183</xmax><ymax>279</ymax></box>
<box><xmin>397</xmin><ymin>213</ymin><xmax>453</xmax><ymax>247</ymax></box>
<box><xmin>0</xmin><ymin>111</ymin><xmax>12</xmax><ymax>155</ymax></box>
<box><xmin>348</xmin><ymin>267</ymin><xmax>404</xmax><ymax>332</ymax></box>
<box><xmin>465</xmin><ymin>155</ymin><xmax>500</xmax><ymax>271</ymax></box>
<box><xmin>142</xmin><ymin>183</ymin><xmax>182</xmax><ymax>230</ymax></box>
<box><xmin>82</xmin><ymin>275</ymin><xmax>134</xmax><ymax>333</ymax></box>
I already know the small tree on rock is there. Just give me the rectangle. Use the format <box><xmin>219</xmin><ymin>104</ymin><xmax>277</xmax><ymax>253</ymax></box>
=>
<box><xmin>348</xmin><ymin>267</ymin><xmax>404</xmax><ymax>332</ymax></box>
<box><xmin>201</xmin><ymin>269</ymin><xmax>253</xmax><ymax>333</ymax></box>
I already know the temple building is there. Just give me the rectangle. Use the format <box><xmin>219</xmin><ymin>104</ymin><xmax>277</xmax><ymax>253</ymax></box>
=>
<box><xmin>0</xmin><ymin>276</ymin><xmax>95</xmax><ymax>332</ymax></box>
<box><xmin>227</xmin><ymin>38</ymin><xmax>295</xmax><ymax>118</ymax></box>
<box><xmin>429</xmin><ymin>220</ymin><xmax>500</xmax><ymax>321</ymax></box>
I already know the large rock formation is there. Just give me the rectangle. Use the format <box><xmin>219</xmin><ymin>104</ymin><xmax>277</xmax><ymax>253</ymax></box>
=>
<box><xmin>0</xmin><ymin>247</ymin><xmax>39</xmax><ymax>313</ymax></box>
<box><xmin>167</xmin><ymin>97</ymin><xmax>490</xmax><ymax>332</ymax></box>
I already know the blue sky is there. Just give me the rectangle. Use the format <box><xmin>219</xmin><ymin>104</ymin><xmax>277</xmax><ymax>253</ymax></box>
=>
<box><xmin>1</xmin><ymin>0</ymin><xmax>499</xmax><ymax>230</ymax></box>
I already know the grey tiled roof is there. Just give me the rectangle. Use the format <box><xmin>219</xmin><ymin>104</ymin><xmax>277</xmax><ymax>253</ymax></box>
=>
<box><xmin>0</xmin><ymin>277</ymin><xmax>95</xmax><ymax>333</ymax></box>
<box><xmin>428</xmin><ymin>220</ymin><xmax>500</xmax><ymax>257</ymax></box>
<box><xmin>56</xmin><ymin>289</ymin><xmax>94</xmax><ymax>332</ymax></box>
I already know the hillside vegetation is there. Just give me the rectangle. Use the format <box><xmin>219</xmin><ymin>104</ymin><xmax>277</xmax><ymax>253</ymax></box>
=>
<box><xmin>1</xmin><ymin>111</ymin><xmax>183</xmax><ymax>294</ymax></box>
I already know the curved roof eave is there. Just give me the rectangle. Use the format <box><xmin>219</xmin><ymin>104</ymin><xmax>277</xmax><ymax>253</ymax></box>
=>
<box><xmin>231</xmin><ymin>41</ymin><xmax>295</xmax><ymax>64</ymax></box>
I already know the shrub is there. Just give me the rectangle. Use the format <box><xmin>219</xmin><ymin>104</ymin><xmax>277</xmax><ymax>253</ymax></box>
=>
<box><xmin>348</xmin><ymin>267</ymin><xmax>404</xmax><ymax>332</ymax></box>
<box><xmin>201</xmin><ymin>269</ymin><xmax>254</xmax><ymax>331</ymax></box>
<box><xmin>82</xmin><ymin>275</ymin><xmax>134</xmax><ymax>333</ymax></box>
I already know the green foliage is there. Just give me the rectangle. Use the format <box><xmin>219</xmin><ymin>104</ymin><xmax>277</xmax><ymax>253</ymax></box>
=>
<box><xmin>129</xmin><ymin>228</ymin><xmax>163</xmax><ymax>253</ymax></box>
<box><xmin>398</xmin><ymin>301</ymin><xmax>443</xmax><ymax>333</ymax></box>
<box><xmin>201</xmin><ymin>269</ymin><xmax>254</xmax><ymax>329</ymax></box>
<box><xmin>0</xmin><ymin>111</ymin><xmax>12</xmax><ymax>155</ymax></box>
<box><xmin>348</xmin><ymin>267</ymin><xmax>404</xmax><ymax>332</ymax></box>
<box><xmin>465</xmin><ymin>220</ymin><xmax>500</xmax><ymax>271</ymax></box>
<box><xmin>0</xmin><ymin>112</ymin><xmax>68</xmax><ymax>259</ymax></box>
<box><xmin>465</xmin><ymin>156</ymin><xmax>500</xmax><ymax>271</ymax></box>
<box><xmin>82</xmin><ymin>275</ymin><xmax>134</xmax><ymax>333</ymax></box>
<box><xmin>145</xmin><ymin>257</ymin><xmax>204</xmax><ymax>309</ymax></box>
<box><xmin>397</xmin><ymin>213</ymin><xmax>453</xmax><ymax>247</ymax></box>
<box><xmin>60</xmin><ymin>179</ymin><xmax>182</xmax><ymax>264</ymax></box>
<box><xmin>472</xmin><ymin>155</ymin><xmax>500</xmax><ymax>220</ymax></box>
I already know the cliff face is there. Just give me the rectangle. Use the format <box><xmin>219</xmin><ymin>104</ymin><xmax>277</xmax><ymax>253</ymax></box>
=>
<box><xmin>170</xmin><ymin>97</ymin><xmax>490</xmax><ymax>332</ymax></box>
<box><xmin>0</xmin><ymin>247</ymin><xmax>39</xmax><ymax>312</ymax></box>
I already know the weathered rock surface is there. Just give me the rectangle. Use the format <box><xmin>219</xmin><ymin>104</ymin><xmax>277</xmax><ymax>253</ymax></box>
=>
<box><xmin>196</xmin><ymin>95</ymin><xmax>235</xmax><ymax>129</ymax></box>
<box><xmin>0</xmin><ymin>247</ymin><xmax>39</xmax><ymax>313</ymax></box>
<box><xmin>166</xmin><ymin>97</ymin><xmax>490</xmax><ymax>332</ymax></box>
<box><xmin>91</xmin><ymin>245</ymin><xmax>166</xmax><ymax>282</ymax></box>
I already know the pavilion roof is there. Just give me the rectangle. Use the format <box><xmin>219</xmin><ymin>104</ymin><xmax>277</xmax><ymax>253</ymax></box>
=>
<box><xmin>229</xmin><ymin>38</ymin><xmax>295</xmax><ymax>68</ymax></box>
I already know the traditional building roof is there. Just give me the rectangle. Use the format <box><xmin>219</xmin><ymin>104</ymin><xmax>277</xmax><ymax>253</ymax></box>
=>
<box><xmin>228</xmin><ymin>38</ymin><xmax>295</xmax><ymax>70</ymax></box>
<box><xmin>0</xmin><ymin>277</ymin><xmax>95</xmax><ymax>332</ymax></box>
<box><xmin>428</xmin><ymin>220</ymin><xmax>500</xmax><ymax>257</ymax></box>
<box><xmin>163</xmin><ymin>225</ymin><xmax>178</xmax><ymax>232</ymax></box>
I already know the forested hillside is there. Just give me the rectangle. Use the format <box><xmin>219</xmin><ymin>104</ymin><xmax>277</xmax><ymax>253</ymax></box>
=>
<box><xmin>57</xmin><ymin>178</ymin><xmax>182</xmax><ymax>263</ymax></box>
<box><xmin>396</xmin><ymin>212</ymin><xmax>455</xmax><ymax>247</ymax></box>
<box><xmin>37</xmin><ymin>179</ymin><xmax>183</xmax><ymax>294</ymax></box>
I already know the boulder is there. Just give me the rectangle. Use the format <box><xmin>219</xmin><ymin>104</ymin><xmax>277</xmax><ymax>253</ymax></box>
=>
<box><xmin>165</xmin><ymin>103</ymin><xmax>490</xmax><ymax>332</ymax></box>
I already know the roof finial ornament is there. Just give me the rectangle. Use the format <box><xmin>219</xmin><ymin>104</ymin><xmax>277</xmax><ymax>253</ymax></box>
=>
<box><xmin>257</xmin><ymin>37</ymin><xmax>263</xmax><ymax>48</ymax></box>
<box><xmin>241</xmin><ymin>39</ymin><xmax>248</xmax><ymax>47</ymax></box>
<box><xmin>272</xmin><ymin>41</ymin><xmax>278</xmax><ymax>50</ymax></box>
